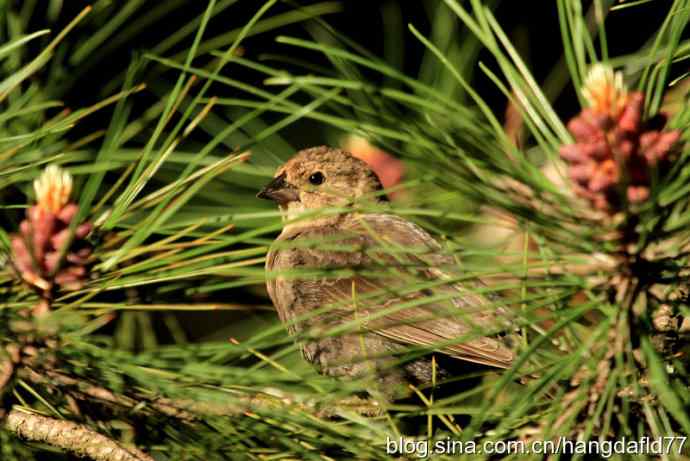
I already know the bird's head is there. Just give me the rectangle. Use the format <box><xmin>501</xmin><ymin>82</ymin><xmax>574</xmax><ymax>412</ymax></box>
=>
<box><xmin>258</xmin><ymin>146</ymin><xmax>386</xmax><ymax>227</ymax></box>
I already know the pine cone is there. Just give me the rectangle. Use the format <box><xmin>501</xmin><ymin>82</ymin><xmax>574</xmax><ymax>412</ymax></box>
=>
<box><xmin>9</xmin><ymin>166</ymin><xmax>92</xmax><ymax>311</ymax></box>
<box><xmin>560</xmin><ymin>65</ymin><xmax>681</xmax><ymax>212</ymax></box>
<box><xmin>342</xmin><ymin>135</ymin><xmax>405</xmax><ymax>199</ymax></box>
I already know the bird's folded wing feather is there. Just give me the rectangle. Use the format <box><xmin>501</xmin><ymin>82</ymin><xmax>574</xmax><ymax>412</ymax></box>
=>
<box><xmin>269</xmin><ymin>213</ymin><xmax>515</xmax><ymax>368</ymax></box>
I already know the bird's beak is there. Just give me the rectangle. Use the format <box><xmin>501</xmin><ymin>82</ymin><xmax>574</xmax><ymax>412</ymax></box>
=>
<box><xmin>257</xmin><ymin>173</ymin><xmax>300</xmax><ymax>204</ymax></box>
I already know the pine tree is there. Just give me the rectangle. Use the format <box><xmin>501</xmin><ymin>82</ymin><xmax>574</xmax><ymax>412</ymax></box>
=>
<box><xmin>1</xmin><ymin>1</ymin><xmax>689</xmax><ymax>459</ymax></box>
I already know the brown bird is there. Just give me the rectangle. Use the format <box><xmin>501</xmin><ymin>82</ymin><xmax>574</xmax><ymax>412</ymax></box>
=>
<box><xmin>258</xmin><ymin>146</ymin><xmax>515</xmax><ymax>399</ymax></box>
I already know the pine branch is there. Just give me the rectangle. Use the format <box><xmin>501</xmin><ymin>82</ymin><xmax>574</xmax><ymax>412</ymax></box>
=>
<box><xmin>4</xmin><ymin>408</ymin><xmax>155</xmax><ymax>461</ymax></box>
<box><xmin>20</xmin><ymin>365</ymin><xmax>383</xmax><ymax>420</ymax></box>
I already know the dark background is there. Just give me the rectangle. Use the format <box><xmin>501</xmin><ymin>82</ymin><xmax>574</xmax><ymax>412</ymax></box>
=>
<box><xmin>31</xmin><ymin>0</ymin><xmax>673</xmax><ymax>130</ymax></box>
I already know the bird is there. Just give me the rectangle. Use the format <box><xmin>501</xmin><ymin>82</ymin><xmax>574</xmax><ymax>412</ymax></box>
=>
<box><xmin>258</xmin><ymin>146</ymin><xmax>516</xmax><ymax>400</ymax></box>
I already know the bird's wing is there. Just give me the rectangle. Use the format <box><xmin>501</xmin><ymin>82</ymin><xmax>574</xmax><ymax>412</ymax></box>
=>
<box><xmin>268</xmin><ymin>213</ymin><xmax>515</xmax><ymax>368</ymax></box>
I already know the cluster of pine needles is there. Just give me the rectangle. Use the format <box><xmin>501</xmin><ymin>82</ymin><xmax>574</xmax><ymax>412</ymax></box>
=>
<box><xmin>1</xmin><ymin>0</ymin><xmax>690</xmax><ymax>460</ymax></box>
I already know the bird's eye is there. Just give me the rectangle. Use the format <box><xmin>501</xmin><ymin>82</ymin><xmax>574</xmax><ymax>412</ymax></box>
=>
<box><xmin>308</xmin><ymin>172</ymin><xmax>325</xmax><ymax>185</ymax></box>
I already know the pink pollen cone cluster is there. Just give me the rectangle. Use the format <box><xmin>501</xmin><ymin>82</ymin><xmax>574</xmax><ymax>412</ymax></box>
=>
<box><xmin>10</xmin><ymin>166</ymin><xmax>93</xmax><ymax>304</ymax></box>
<box><xmin>343</xmin><ymin>135</ymin><xmax>405</xmax><ymax>199</ymax></box>
<box><xmin>560</xmin><ymin>65</ymin><xmax>681</xmax><ymax>212</ymax></box>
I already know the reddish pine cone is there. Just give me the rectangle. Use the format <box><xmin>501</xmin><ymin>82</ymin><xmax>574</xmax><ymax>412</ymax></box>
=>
<box><xmin>560</xmin><ymin>66</ymin><xmax>681</xmax><ymax>212</ymax></box>
<box><xmin>343</xmin><ymin>135</ymin><xmax>405</xmax><ymax>198</ymax></box>
<box><xmin>10</xmin><ymin>166</ymin><xmax>92</xmax><ymax>293</ymax></box>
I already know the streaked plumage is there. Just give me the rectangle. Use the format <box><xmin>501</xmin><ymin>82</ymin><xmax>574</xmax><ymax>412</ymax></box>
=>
<box><xmin>259</xmin><ymin>146</ymin><xmax>515</xmax><ymax>398</ymax></box>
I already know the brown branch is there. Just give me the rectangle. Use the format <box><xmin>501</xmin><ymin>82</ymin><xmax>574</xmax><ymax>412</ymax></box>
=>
<box><xmin>19</xmin><ymin>368</ymin><xmax>198</xmax><ymax>421</ymax></box>
<box><xmin>152</xmin><ymin>392</ymin><xmax>382</xmax><ymax>419</ymax></box>
<box><xmin>5</xmin><ymin>408</ymin><xmax>155</xmax><ymax>461</ymax></box>
<box><xmin>19</xmin><ymin>367</ymin><xmax>382</xmax><ymax>420</ymax></box>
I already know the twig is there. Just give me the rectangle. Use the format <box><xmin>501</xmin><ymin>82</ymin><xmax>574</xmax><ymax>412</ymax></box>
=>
<box><xmin>20</xmin><ymin>367</ymin><xmax>382</xmax><ymax>420</ymax></box>
<box><xmin>4</xmin><ymin>408</ymin><xmax>155</xmax><ymax>461</ymax></box>
<box><xmin>19</xmin><ymin>368</ymin><xmax>198</xmax><ymax>421</ymax></box>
